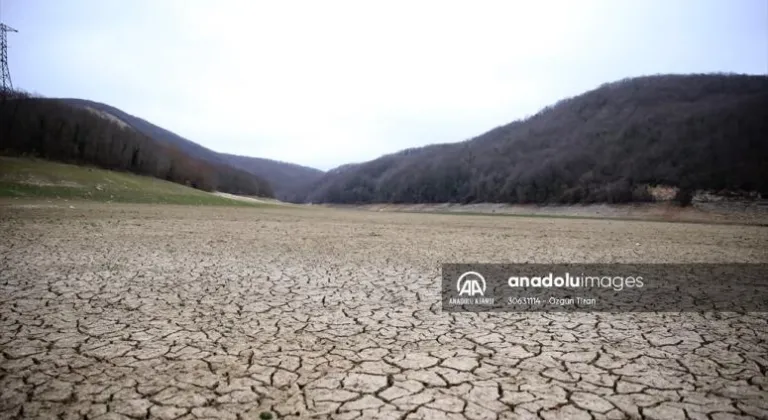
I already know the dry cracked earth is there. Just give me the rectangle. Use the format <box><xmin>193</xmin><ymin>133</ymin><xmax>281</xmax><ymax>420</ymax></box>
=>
<box><xmin>1</xmin><ymin>201</ymin><xmax>767</xmax><ymax>420</ymax></box>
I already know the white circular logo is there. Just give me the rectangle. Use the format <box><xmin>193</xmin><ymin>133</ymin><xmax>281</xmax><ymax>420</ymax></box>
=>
<box><xmin>457</xmin><ymin>271</ymin><xmax>486</xmax><ymax>297</ymax></box>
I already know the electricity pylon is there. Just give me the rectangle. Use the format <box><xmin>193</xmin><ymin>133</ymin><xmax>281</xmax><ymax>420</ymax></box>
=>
<box><xmin>0</xmin><ymin>22</ymin><xmax>18</xmax><ymax>92</ymax></box>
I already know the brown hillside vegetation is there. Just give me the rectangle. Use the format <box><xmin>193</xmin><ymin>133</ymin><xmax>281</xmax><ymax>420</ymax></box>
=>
<box><xmin>0</xmin><ymin>91</ymin><xmax>274</xmax><ymax>197</ymax></box>
<box><xmin>297</xmin><ymin>74</ymin><xmax>768</xmax><ymax>205</ymax></box>
<box><xmin>59</xmin><ymin>99</ymin><xmax>325</xmax><ymax>200</ymax></box>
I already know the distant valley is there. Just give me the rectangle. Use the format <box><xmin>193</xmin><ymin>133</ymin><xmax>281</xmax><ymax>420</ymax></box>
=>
<box><xmin>218</xmin><ymin>154</ymin><xmax>324</xmax><ymax>201</ymax></box>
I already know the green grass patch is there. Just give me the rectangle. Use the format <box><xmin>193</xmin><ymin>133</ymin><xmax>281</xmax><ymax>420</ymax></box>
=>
<box><xmin>0</xmin><ymin>156</ymin><xmax>264</xmax><ymax>206</ymax></box>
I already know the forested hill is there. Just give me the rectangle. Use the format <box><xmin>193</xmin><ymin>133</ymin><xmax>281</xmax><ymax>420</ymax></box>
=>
<box><xmin>58</xmin><ymin>99</ymin><xmax>325</xmax><ymax>200</ymax></box>
<box><xmin>297</xmin><ymin>74</ymin><xmax>768</xmax><ymax>205</ymax></box>
<box><xmin>59</xmin><ymin>98</ymin><xmax>229</xmax><ymax>166</ymax></box>
<box><xmin>0</xmin><ymin>91</ymin><xmax>274</xmax><ymax>197</ymax></box>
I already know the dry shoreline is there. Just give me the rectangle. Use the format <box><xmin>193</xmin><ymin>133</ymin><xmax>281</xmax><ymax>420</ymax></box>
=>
<box><xmin>321</xmin><ymin>201</ymin><xmax>768</xmax><ymax>226</ymax></box>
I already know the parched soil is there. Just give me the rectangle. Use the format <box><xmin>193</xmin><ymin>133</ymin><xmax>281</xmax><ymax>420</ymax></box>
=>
<box><xmin>1</xmin><ymin>200</ymin><xmax>767</xmax><ymax>420</ymax></box>
<box><xmin>335</xmin><ymin>201</ymin><xmax>768</xmax><ymax>226</ymax></box>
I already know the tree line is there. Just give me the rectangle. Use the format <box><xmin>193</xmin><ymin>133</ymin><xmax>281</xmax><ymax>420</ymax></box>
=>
<box><xmin>0</xmin><ymin>90</ymin><xmax>274</xmax><ymax>197</ymax></box>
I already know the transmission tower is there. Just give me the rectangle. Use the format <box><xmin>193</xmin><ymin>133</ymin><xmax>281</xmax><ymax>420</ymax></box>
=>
<box><xmin>1</xmin><ymin>22</ymin><xmax>18</xmax><ymax>92</ymax></box>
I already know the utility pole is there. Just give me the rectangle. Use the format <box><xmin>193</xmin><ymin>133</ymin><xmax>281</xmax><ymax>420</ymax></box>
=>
<box><xmin>0</xmin><ymin>22</ymin><xmax>17</xmax><ymax>92</ymax></box>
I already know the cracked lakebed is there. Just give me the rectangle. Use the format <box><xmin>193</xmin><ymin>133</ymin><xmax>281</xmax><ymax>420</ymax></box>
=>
<box><xmin>1</xmin><ymin>202</ymin><xmax>767</xmax><ymax>420</ymax></box>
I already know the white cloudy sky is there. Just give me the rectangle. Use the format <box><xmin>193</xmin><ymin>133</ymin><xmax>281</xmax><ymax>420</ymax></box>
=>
<box><xmin>4</xmin><ymin>0</ymin><xmax>767</xmax><ymax>170</ymax></box>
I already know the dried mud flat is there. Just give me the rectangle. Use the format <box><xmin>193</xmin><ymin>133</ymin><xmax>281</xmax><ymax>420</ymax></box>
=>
<box><xmin>1</xmin><ymin>201</ymin><xmax>767</xmax><ymax>420</ymax></box>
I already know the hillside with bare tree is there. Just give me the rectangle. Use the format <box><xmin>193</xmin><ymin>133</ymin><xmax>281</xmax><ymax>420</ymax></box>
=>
<box><xmin>296</xmin><ymin>74</ymin><xmax>768</xmax><ymax>205</ymax></box>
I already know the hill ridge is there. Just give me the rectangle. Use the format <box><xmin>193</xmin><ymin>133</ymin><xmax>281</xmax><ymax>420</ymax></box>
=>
<box><xmin>57</xmin><ymin>98</ymin><xmax>324</xmax><ymax>199</ymax></box>
<box><xmin>296</xmin><ymin>73</ymin><xmax>768</xmax><ymax>205</ymax></box>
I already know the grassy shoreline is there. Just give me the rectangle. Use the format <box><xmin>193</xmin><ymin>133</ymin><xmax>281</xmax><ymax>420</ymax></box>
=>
<box><xmin>0</xmin><ymin>157</ymin><xmax>264</xmax><ymax>206</ymax></box>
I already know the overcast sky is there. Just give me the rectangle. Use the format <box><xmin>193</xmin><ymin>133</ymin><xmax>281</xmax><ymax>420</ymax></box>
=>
<box><xmin>3</xmin><ymin>0</ymin><xmax>767</xmax><ymax>170</ymax></box>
